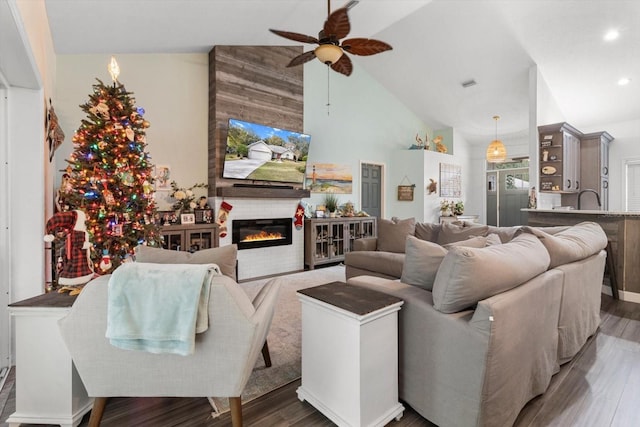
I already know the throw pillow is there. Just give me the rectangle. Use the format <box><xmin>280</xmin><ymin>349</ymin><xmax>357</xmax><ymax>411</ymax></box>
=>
<box><xmin>485</xmin><ymin>233</ymin><xmax>503</xmax><ymax>246</ymax></box>
<box><xmin>414</xmin><ymin>222</ymin><xmax>441</xmax><ymax>243</ymax></box>
<box><xmin>517</xmin><ymin>221</ymin><xmax>607</xmax><ymax>268</ymax></box>
<box><xmin>443</xmin><ymin>235</ymin><xmax>488</xmax><ymax>249</ymax></box>
<box><xmin>377</xmin><ymin>217</ymin><xmax>416</xmax><ymax>253</ymax></box>
<box><xmin>432</xmin><ymin>233</ymin><xmax>550</xmax><ymax>313</ymax></box>
<box><xmin>400</xmin><ymin>236</ymin><xmax>448</xmax><ymax>290</ymax></box>
<box><xmin>436</xmin><ymin>221</ymin><xmax>489</xmax><ymax>245</ymax></box>
<box><xmin>486</xmin><ymin>225</ymin><xmax>522</xmax><ymax>243</ymax></box>
<box><xmin>134</xmin><ymin>244</ymin><xmax>238</xmax><ymax>281</ymax></box>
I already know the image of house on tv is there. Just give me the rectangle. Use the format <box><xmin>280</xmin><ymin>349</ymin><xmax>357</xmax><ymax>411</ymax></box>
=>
<box><xmin>223</xmin><ymin>118</ymin><xmax>311</xmax><ymax>185</ymax></box>
<box><xmin>247</xmin><ymin>141</ymin><xmax>297</xmax><ymax>161</ymax></box>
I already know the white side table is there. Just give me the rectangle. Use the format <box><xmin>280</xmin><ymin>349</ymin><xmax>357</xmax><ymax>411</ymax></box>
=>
<box><xmin>296</xmin><ymin>281</ymin><xmax>404</xmax><ymax>427</ymax></box>
<box><xmin>7</xmin><ymin>292</ymin><xmax>93</xmax><ymax>427</ymax></box>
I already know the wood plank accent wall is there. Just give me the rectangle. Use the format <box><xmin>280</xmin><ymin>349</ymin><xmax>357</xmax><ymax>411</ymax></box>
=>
<box><xmin>207</xmin><ymin>45</ymin><xmax>304</xmax><ymax>196</ymax></box>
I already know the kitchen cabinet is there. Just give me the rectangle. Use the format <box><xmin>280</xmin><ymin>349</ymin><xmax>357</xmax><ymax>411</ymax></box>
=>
<box><xmin>539</xmin><ymin>122</ymin><xmax>582</xmax><ymax>193</ymax></box>
<box><xmin>304</xmin><ymin>217</ymin><xmax>377</xmax><ymax>269</ymax></box>
<box><xmin>580</xmin><ymin>131</ymin><xmax>614</xmax><ymax>210</ymax></box>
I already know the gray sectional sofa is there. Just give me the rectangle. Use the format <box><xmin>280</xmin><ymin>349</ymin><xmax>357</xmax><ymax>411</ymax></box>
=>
<box><xmin>345</xmin><ymin>219</ymin><xmax>608</xmax><ymax>427</ymax></box>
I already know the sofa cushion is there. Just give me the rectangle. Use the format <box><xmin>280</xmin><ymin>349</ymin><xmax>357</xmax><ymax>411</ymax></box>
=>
<box><xmin>443</xmin><ymin>235</ymin><xmax>488</xmax><ymax>249</ymax></box>
<box><xmin>345</xmin><ymin>250</ymin><xmax>405</xmax><ymax>279</ymax></box>
<box><xmin>400</xmin><ymin>236</ymin><xmax>448</xmax><ymax>290</ymax></box>
<box><xmin>485</xmin><ymin>233</ymin><xmax>503</xmax><ymax>246</ymax></box>
<box><xmin>518</xmin><ymin>221</ymin><xmax>607</xmax><ymax>268</ymax></box>
<box><xmin>414</xmin><ymin>222</ymin><xmax>441</xmax><ymax>243</ymax></box>
<box><xmin>437</xmin><ymin>221</ymin><xmax>489</xmax><ymax>245</ymax></box>
<box><xmin>486</xmin><ymin>225</ymin><xmax>522</xmax><ymax>243</ymax></box>
<box><xmin>134</xmin><ymin>244</ymin><xmax>238</xmax><ymax>280</ymax></box>
<box><xmin>432</xmin><ymin>233</ymin><xmax>550</xmax><ymax>313</ymax></box>
<box><xmin>377</xmin><ymin>217</ymin><xmax>416</xmax><ymax>253</ymax></box>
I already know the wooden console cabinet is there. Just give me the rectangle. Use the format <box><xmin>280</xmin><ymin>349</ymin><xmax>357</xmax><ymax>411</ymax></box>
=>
<box><xmin>304</xmin><ymin>217</ymin><xmax>377</xmax><ymax>269</ymax></box>
<box><xmin>160</xmin><ymin>223</ymin><xmax>219</xmax><ymax>252</ymax></box>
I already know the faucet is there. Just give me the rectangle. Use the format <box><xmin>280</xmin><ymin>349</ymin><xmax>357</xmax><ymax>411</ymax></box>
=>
<box><xmin>577</xmin><ymin>189</ymin><xmax>601</xmax><ymax>210</ymax></box>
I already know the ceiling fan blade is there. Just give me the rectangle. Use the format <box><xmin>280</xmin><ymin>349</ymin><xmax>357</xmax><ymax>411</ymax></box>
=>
<box><xmin>341</xmin><ymin>38</ymin><xmax>393</xmax><ymax>56</ymax></box>
<box><xmin>287</xmin><ymin>51</ymin><xmax>317</xmax><ymax>67</ymax></box>
<box><xmin>330</xmin><ymin>53</ymin><xmax>353</xmax><ymax>76</ymax></box>
<box><xmin>269</xmin><ymin>29</ymin><xmax>319</xmax><ymax>44</ymax></box>
<box><xmin>324</xmin><ymin>7</ymin><xmax>350</xmax><ymax>40</ymax></box>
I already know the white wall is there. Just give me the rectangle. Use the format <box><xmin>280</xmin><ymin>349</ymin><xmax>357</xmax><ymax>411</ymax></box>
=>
<box><xmin>534</xmin><ymin>66</ymin><xmax>564</xmax><ymax>209</ymax></box>
<box><xmin>302</xmin><ymin>60</ymin><xmax>432</xmax><ymax>218</ymax></box>
<box><xmin>54</xmin><ymin>54</ymin><xmax>210</xmax><ymax>210</ymax></box>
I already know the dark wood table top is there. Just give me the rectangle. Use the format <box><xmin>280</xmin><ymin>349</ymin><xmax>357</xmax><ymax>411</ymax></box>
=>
<box><xmin>9</xmin><ymin>291</ymin><xmax>77</xmax><ymax>308</ymax></box>
<box><xmin>297</xmin><ymin>281</ymin><xmax>402</xmax><ymax>316</ymax></box>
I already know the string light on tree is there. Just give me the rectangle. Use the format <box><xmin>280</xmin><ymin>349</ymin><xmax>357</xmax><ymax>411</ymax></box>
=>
<box><xmin>58</xmin><ymin>57</ymin><xmax>161</xmax><ymax>273</ymax></box>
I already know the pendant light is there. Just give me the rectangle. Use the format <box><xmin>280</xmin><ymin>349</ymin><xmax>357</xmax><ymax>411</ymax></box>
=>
<box><xmin>486</xmin><ymin>115</ymin><xmax>507</xmax><ymax>163</ymax></box>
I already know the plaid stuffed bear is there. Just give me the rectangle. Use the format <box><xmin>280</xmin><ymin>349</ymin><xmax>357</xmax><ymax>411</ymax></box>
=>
<box><xmin>44</xmin><ymin>210</ymin><xmax>95</xmax><ymax>286</ymax></box>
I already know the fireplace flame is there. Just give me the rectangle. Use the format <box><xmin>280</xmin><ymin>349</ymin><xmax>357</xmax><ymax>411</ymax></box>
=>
<box><xmin>241</xmin><ymin>230</ymin><xmax>283</xmax><ymax>242</ymax></box>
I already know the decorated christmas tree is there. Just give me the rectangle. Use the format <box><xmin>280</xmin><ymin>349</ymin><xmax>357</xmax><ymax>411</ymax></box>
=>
<box><xmin>58</xmin><ymin>62</ymin><xmax>161</xmax><ymax>273</ymax></box>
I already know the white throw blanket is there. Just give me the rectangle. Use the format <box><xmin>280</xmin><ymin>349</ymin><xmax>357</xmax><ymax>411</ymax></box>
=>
<box><xmin>105</xmin><ymin>262</ymin><xmax>221</xmax><ymax>356</ymax></box>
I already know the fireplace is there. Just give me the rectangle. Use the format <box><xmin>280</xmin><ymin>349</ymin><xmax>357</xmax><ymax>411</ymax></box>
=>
<box><xmin>232</xmin><ymin>218</ymin><xmax>292</xmax><ymax>250</ymax></box>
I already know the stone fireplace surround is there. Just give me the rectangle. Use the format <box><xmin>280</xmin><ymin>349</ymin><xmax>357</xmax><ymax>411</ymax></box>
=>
<box><xmin>214</xmin><ymin>197</ymin><xmax>304</xmax><ymax>281</ymax></box>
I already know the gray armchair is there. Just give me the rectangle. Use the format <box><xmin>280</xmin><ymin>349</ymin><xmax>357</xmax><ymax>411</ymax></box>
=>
<box><xmin>58</xmin><ymin>273</ymin><xmax>281</xmax><ymax>427</ymax></box>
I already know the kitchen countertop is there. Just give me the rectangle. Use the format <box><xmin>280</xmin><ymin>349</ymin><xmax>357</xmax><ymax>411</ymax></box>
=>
<box><xmin>522</xmin><ymin>209</ymin><xmax>640</xmax><ymax>217</ymax></box>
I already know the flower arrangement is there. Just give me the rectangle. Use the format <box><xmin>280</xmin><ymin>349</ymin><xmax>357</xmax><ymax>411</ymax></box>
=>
<box><xmin>440</xmin><ymin>199</ymin><xmax>464</xmax><ymax>216</ymax></box>
<box><xmin>169</xmin><ymin>181</ymin><xmax>208</xmax><ymax>212</ymax></box>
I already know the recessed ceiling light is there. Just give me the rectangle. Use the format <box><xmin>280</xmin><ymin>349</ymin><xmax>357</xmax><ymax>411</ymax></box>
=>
<box><xmin>604</xmin><ymin>29</ymin><xmax>619</xmax><ymax>41</ymax></box>
<box><xmin>618</xmin><ymin>77</ymin><xmax>631</xmax><ymax>86</ymax></box>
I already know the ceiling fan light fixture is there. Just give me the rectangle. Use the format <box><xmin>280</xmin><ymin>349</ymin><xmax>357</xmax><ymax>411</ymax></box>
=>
<box><xmin>315</xmin><ymin>44</ymin><xmax>343</xmax><ymax>64</ymax></box>
<box><xmin>486</xmin><ymin>115</ymin><xmax>507</xmax><ymax>163</ymax></box>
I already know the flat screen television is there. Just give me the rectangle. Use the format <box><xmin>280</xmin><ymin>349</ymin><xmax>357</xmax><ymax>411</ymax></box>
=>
<box><xmin>222</xmin><ymin>118</ymin><xmax>311</xmax><ymax>186</ymax></box>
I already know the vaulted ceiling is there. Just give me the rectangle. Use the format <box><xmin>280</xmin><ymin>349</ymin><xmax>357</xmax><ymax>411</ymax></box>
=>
<box><xmin>44</xmin><ymin>0</ymin><xmax>640</xmax><ymax>145</ymax></box>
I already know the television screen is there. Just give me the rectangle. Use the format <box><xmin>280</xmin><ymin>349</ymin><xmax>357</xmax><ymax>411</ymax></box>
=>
<box><xmin>222</xmin><ymin>118</ymin><xmax>311</xmax><ymax>186</ymax></box>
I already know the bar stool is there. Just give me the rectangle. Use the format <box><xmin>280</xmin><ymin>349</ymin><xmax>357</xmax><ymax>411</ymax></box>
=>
<box><xmin>605</xmin><ymin>240</ymin><xmax>620</xmax><ymax>300</ymax></box>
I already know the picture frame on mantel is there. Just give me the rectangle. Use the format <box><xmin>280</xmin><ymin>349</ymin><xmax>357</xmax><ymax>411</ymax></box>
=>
<box><xmin>180</xmin><ymin>213</ymin><xmax>195</xmax><ymax>225</ymax></box>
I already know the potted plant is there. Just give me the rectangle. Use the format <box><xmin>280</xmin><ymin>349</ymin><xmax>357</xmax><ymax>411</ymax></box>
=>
<box><xmin>323</xmin><ymin>193</ymin><xmax>339</xmax><ymax>217</ymax></box>
<box><xmin>440</xmin><ymin>199</ymin><xmax>452</xmax><ymax>217</ymax></box>
<box><xmin>453</xmin><ymin>200</ymin><xmax>464</xmax><ymax>216</ymax></box>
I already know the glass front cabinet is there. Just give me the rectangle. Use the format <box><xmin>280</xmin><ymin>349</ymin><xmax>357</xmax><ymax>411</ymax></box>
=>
<box><xmin>159</xmin><ymin>223</ymin><xmax>219</xmax><ymax>252</ymax></box>
<box><xmin>304</xmin><ymin>217</ymin><xmax>377</xmax><ymax>269</ymax></box>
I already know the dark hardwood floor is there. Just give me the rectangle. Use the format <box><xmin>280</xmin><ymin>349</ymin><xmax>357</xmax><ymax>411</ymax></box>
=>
<box><xmin>1</xmin><ymin>294</ymin><xmax>638</xmax><ymax>426</ymax></box>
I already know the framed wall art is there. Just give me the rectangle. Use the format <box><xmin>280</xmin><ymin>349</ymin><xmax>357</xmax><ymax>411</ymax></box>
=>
<box><xmin>439</xmin><ymin>163</ymin><xmax>462</xmax><ymax>197</ymax></box>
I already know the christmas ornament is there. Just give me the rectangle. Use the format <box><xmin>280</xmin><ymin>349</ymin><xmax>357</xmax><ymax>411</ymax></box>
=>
<box><xmin>102</xmin><ymin>186</ymin><xmax>116</xmax><ymax>205</ymax></box>
<box><xmin>125</xmin><ymin>127</ymin><xmax>135</xmax><ymax>141</ymax></box>
<box><xmin>216</xmin><ymin>201</ymin><xmax>233</xmax><ymax>238</ymax></box>
<box><xmin>99</xmin><ymin>249</ymin><xmax>113</xmax><ymax>272</ymax></box>
<box><xmin>294</xmin><ymin>203</ymin><xmax>305</xmax><ymax>230</ymax></box>
<box><xmin>119</xmin><ymin>170</ymin><xmax>135</xmax><ymax>186</ymax></box>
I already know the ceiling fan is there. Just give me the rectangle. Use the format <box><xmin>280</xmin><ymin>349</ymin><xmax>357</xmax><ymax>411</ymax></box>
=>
<box><xmin>269</xmin><ymin>0</ymin><xmax>392</xmax><ymax>76</ymax></box>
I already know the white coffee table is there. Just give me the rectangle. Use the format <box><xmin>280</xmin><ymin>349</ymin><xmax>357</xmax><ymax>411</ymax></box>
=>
<box><xmin>297</xmin><ymin>281</ymin><xmax>404</xmax><ymax>427</ymax></box>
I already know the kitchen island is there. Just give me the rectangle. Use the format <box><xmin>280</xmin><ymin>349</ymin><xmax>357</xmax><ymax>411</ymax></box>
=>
<box><xmin>524</xmin><ymin>209</ymin><xmax>640</xmax><ymax>301</ymax></box>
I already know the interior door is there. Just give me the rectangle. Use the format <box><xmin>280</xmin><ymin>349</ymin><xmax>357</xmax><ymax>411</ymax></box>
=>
<box><xmin>361</xmin><ymin>163</ymin><xmax>382</xmax><ymax>219</ymax></box>
<box><xmin>498</xmin><ymin>168</ymin><xmax>530</xmax><ymax>227</ymax></box>
<box><xmin>486</xmin><ymin>168</ymin><xmax>529</xmax><ymax>227</ymax></box>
